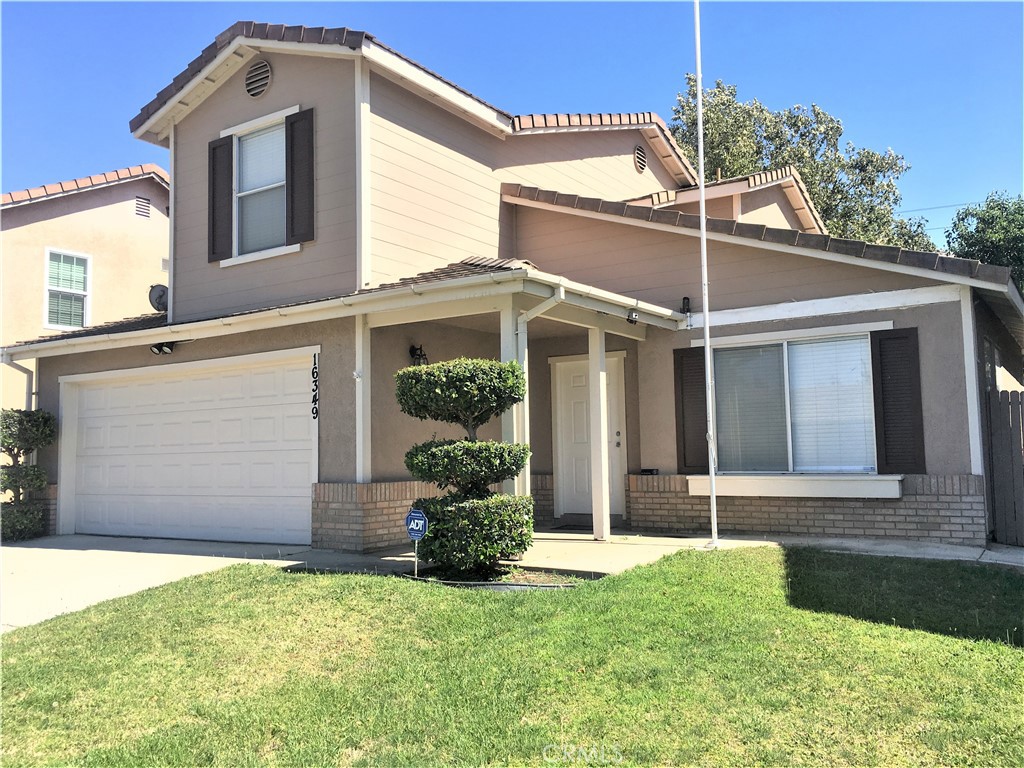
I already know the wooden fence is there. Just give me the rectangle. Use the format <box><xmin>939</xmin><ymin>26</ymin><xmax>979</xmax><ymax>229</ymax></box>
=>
<box><xmin>988</xmin><ymin>390</ymin><xmax>1024</xmax><ymax>546</ymax></box>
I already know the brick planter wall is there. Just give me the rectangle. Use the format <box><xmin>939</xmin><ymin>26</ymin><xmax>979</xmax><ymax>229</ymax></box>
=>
<box><xmin>531</xmin><ymin>474</ymin><xmax>555</xmax><ymax>528</ymax></box>
<box><xmin>627</xmin><ymin>474</ymin><xmax>988</xmax><ymax>547</ymax></box>
<box><xmin>312</xmin><ymin>481</ymin><xmax>443</xmax><ymax>552</ymax></box>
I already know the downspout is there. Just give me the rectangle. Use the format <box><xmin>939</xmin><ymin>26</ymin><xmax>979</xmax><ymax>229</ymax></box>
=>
<box><xmin>514</xmin><ymin>286</ymin><xmax>566</xmax><ymax>497</ymax></box>
<box><xmin>1</xmin><ymin>353</ymin><xmax>35</xmax><ymax>410</ymax></box>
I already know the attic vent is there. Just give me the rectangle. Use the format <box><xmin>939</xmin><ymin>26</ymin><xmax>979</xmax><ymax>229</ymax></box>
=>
<box><xmin>135</xmin><ymin>196</ymin><xmax>151</xmax><ymax>218</ymax></box>
<box><xmin>633</xmin><ymin>145</ymin><xmax>648</xmax><ymax>174</ymax></box>
<box><xmin>244</xmin><ymin>60</ymin><xmax>272</xmax><ymax>98</ymax></box>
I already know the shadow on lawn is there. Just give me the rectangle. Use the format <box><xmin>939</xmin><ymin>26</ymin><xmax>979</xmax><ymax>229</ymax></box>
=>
<box><xmin>781</xmin><ymin>547</ymin><xmax>1024</xmax><ymax>646</ymax></box>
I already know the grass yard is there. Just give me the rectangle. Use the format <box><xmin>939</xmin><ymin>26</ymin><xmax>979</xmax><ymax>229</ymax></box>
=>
<box><xmin>2</xmin><ymin>547</ymin><xmax>1022</xmax><ymax>767</ymax></box>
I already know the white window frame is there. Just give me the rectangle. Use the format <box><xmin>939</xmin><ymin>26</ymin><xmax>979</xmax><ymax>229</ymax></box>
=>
<box><xmin>219</xmin><ymin>105</ymin><xmax>302</xmax><ymax>266</ymax></box>
<box><xmin>692</xmin><ymin>322</ymin><xmax>889</xmax><ymax>476</ymax></box>
<box><xmin>43</xmin><ymin>248</ymin><xmax>91</xmax><ymax>330</ymax></box>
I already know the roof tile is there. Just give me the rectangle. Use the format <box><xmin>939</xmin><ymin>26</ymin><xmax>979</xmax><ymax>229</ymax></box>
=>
<box><xmin>575</xmin><ymin>196</ymin><xmax>602</xmax><ymax>213</ymax></box>
<box><xmin>734</xmin><ymin>222</ymin><xmax>767</xmax><ymax>241</ymax></box>
<box><xmin>3</xmin><ymin>165</ymin><xmax>169</xmax><ymax>208</ymax></box>
<box><xmin>861</xmin><ymin>244</ymin><xmax>902</xmax><ymax>263</ymax></box>
<box><xmin>650</xmin><ymin>209</ymin><xmax>682</xmax><ymax>227</ymax></box>
<box><xmin>706</xmin><ymin>218</ymin><xmax>736</xmax><ymax>235</ymax></box>
<box><xmin>796</xmin><ymin>233</ymin><xmax>830</xmax><ymax>251</ymax></box>
<box><xmin>897</xmin><ymin>250</ymin><xmax>939</xmax><ymax>271</ymax></box>
<box><xmin>827</xmin><ymin>237</ymin><xmax>866</xmax><ymax>258</ymax></box>
<box><xmin>762</xmin><ymin>227</ymin><xmax>800</xmax><ymax>246</ymax></box>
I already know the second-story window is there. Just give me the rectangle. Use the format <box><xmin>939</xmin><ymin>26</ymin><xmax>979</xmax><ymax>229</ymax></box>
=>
<box><xmin>208</xmin><ymin>105</ymin><xmax>315</xmax><ymax>264</ymax></box>
<box><xmin>46</xmin><ymin>250</ymin><xmax>89</xmax><ymax>328</ymax></box>
<box><xmin>237</xmin><ymin>122</ymin><xmax>286</xmax><ymax>254</ymax></box>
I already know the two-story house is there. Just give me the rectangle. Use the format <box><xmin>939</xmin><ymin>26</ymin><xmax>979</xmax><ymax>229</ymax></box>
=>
<box><xmin>4</xmin><ymin>22</ymin><xmax>1022</xmax><ymax>550</ymax></box>
<box><xmin>1</xmin><ymin>165</ymin><xmax>169</xmax><ymax>412</ymax></box>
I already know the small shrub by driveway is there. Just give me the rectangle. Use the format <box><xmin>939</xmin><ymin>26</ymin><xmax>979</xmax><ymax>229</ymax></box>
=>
<box><xmin>2</xmin><ymin>548</ymin><xmax>1022</xmax><ymax>766</ymax></box>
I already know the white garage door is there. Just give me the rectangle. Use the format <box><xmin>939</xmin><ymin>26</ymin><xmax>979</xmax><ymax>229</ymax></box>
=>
<box><xmin>67</xmin><ymin>350</ymin><xmax>316</xmax><ymax>544</ymax></box>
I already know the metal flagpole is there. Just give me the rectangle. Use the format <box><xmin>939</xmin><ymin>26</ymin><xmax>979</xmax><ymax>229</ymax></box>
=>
<box><xmin>693</xmin><ymin>0</ymin><xmax>719</xmax><ymax>548</ymax></box>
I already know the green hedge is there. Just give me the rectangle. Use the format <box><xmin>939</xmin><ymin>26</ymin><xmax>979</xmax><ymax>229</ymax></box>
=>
<box><xmin>1</xmin><ymin>501</ymin><xmax>48</xmax><ymax>542</ymax></box>
<box><xmin>404</xmin><ymin>440</ymin><xmax>530</xmax><ymax>496</ymax></box>
<box><xmin>415</xmin><ymin>494</ymin><xmax>534</xmax><ymax>573</ymax></box>
<box><xmin>395</xmin><ymin>358</ymin><xmax>525</xmax><ymax>440</ymax></box>
<box><xmin>0</xmin><ymin>465</ymin><xmax>48</xmax><ymax>497</ymax></box>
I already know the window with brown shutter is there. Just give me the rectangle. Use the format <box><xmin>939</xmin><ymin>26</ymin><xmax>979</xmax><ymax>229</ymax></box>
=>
<box><xmin>674</xmin><ymin>347</ymin><xmax>710</xmax><ymax>473</ymax></box>
<box><xmin>207</xmin><ymin>106</ymin><xmax>315</xmax><ymax>262</ymax></box>
<box><xmin>870</xmin><ymin>328</ymin><xmax>926</xmax><ymax>474</ymax></box>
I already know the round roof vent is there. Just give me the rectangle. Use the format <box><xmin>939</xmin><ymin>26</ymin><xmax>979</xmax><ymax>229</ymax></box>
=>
<box><xmin>244</xmin><ymin>60</ymin><xmax>272</xmax><ymax>98</ymax></box>
<box><xmin>634</xmin><ymin>145</ymin><xmax>648</xmax><ymax>174</ymax></box>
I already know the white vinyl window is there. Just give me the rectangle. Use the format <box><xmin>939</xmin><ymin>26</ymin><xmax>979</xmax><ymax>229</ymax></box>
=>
<box><xmin>46</xmin><ymin>251</ymin><xmax>89</xmax><ymax>328</ymax></box>
<box><xmin>714</xmin><ymin>335</ymin><xmax>875</xmax><ymax>473</ymax></box>
<box><xmin>236</xmin><ymin>122</ymin><xmax>286</xmax><ymax>255</ymax></box>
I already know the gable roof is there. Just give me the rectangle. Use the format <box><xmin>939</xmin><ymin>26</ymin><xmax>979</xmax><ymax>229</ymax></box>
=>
<box><xmin>510</xmin><ymin>113</ymin><xmax>697</xmax><ymax>186</ymax></box>
<box><xmin>623</xmin><ymin>165</ymin><xmax>826</xmax><ymax>234</ymax></box>
<box><xmin>1</xmin><ymin>164</ymin><xmax>169</xmax><ymax>208</ymax></box>
<box><xmin>128</xmin><ymin>22</ymin><xmax>693</xmax><ymax>185</ymax></box>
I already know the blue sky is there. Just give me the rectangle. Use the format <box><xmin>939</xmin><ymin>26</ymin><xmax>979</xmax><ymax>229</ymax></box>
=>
<box><xmin>2</xmin><ymin>2</ymin><xmax>1021</xmax><ymax>245</ymax></box>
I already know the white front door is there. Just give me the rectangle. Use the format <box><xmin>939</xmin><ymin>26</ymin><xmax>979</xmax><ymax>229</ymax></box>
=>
<box><xmin>552</xmin><ymin>354</ymin><xmax>627</xmax><ymax>517</ymax></box>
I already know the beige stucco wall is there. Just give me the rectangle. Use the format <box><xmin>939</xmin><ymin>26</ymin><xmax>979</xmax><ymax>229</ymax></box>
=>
<box><xmin>496</xmin><ymin>131</ymin><xmax>680</xmax><ymax>201</ymax></box>
<box><xmin>739</xmin><ymin>186</ymin><xmax>804</xmax><ymax>231</ymax></box>
<box><xmin>34</xmin><ymin>317</ymin><xmax>357</xmax><ymax>483</ymax></box>
<box><xmin>369</xmin><ymin>74</ymin><xmax>502</xmax><ymax>286</ymax></box>
<box><xmin>514</xmin><ymin>206</ymin><xmax>939</xmax><ymax>312</ymax></box>
<box><xmin>671</xmin><ymin>196</ymin><xmax>734</xmax><ymax>220</ymax></box>
<box><xmin>1</xmin><ymin>178</ymin><xmax>169</xmax><ymax>411</ymax></box>
<box><xmin>370</xmin><ymin>320</ymin><xmax>503</xmax><ymax>479</ymax></box>
<box><xmin>171</xmin><ymin>53</ymin><xmax>357</xmax><ymax>322</ymax></box>
<box><xmin>637</xmin><ymin>301</ymin><xmax>973</xmax><ymax>476</ymax></box>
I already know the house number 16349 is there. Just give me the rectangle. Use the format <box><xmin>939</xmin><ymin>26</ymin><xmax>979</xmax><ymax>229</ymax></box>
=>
<box><xmin>311</xmin><ymin>353</ymin><xmax>319</xmax><ymax>420</ymax></box>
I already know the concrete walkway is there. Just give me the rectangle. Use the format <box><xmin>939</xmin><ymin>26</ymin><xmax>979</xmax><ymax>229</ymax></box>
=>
<box><xmin>3</xmin><ymin>531</ymin><xmax>1021</xmax><ymax>632</ymax></box>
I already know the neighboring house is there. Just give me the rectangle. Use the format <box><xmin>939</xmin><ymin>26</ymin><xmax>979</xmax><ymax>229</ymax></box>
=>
<box><xmin>1</xmin><ymin>165</ymin><xmax>170</xmax><ymax>411</ymax></box>
<box><xmin>3</xmin><ymin>22</ymin><xmax>1022</xmax><ymax>550</ymax></box>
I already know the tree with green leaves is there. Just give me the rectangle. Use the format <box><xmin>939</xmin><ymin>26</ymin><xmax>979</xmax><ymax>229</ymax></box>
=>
<box><xmin>671</xmin><ymin>75</ymin><xmax>935</xmax><ymax>251</ymax></box>
<box><xmin>946</xmin><ymin>192</ymin><xmax>1024</xmax><ymax>289</ymax></box>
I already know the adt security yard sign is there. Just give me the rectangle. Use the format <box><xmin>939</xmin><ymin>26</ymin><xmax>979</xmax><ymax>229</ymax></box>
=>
<box><xmin>406</xmin><ymin>509</ymin><xmax>428</xmax><ymax>577</ymax></box>
<box><xmin>406</xmin><ymin>509</ymin><xmax>428</xmax><ymax>541</ymax></box>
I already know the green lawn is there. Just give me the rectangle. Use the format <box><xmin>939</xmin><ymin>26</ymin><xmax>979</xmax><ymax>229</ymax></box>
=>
<box><xmin>2</xmin><ymin>547</ymin><xmax>1022</xmax><ymax>767</ymax></box>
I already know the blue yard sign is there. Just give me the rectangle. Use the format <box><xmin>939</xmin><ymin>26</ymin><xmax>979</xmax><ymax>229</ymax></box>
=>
<box><xmin>406</xmin><ymin>508</ymin><xmax>428</xmax><ymax>578</ymax></box>
<box><xmin>406</xmin><ymin>509</ymin><xmax>428</xmax><ymax>541</ymax></box>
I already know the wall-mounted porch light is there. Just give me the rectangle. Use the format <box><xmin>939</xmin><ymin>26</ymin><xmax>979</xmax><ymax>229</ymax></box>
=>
<box><xmin>409</xmin><ymin>345</ymin><xmax>429</xmax><ymax>366</ymax></box>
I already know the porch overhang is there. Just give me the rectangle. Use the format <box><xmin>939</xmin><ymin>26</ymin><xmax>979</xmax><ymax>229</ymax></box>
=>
<box><xmin>2</xmin><ymin>260</ymin><xmax>682</xmax><ymax>362</ymax></box>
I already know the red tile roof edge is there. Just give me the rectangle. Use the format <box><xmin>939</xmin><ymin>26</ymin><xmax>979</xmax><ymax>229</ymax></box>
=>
<box><xmin>2</xmin><ymin>164</ymin><xmax>169</xmax><ymax>207</ymax></box>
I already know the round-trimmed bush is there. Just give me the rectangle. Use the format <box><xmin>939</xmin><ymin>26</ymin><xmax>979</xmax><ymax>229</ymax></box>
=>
<box><xmin>0</xmin><ymin>502</ymin><xmax>47</xmax><ymax>542</ymax></box>
<box><xmin>414</xmin><ymin>494</ymin><xmax>534</xmax><ymax>574</ymax></box>
<box><xmin>404</xmin><ymin>440</ymin><xmax>530</xmax><ymax>497</ymax></box>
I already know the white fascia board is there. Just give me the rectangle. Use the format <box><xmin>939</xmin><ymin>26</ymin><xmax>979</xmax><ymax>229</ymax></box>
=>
<box><xmin>684</xmin><ymin>285</ymin><xmax>962</xmax><ymax>330</ymax></box>
<box><xmin>502</xmin><ymin>194</ymin><xmax>1010</xmax><ymax>291</ymax></box>
<box><xmin>689</xmin><ymin>321</ymin><xmax>894</xmax><ymax>348</ymax></box>
<box><xmin>687</xmin><ymin>474</ymin><xmax>904</xmax><ymax>499</ymax></box>
<box><xmin>132</xmin><ymin>43</ymin><xmax>252</xmax><ymax>144</ymax></box>
<box><xmin>362</xmin><ymin>40</ymin><xmax>512</xmax><ymax>138</ymax></box>
<box><xmin>3</xmin><ymin>272</ymin><xmax>527</xmax><ymax>361</ymax></box>
<box><xmin>242</xmin><ymin>38</ymin><xmax>362</xmax><ymax>59</ymax></box>
<box><xmin>513</xmin><ymin>124</ymin><xmax>661</xmax><ymax>136</ymax></box>
<box><xmin>524</xmin><ymin>270</ymin><xmax>681</xmax><ymax>330</ymax></box>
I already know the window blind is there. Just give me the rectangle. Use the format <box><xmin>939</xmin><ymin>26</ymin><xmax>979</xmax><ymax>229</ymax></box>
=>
<box><xmin>714</xmin><ymin>344</ymin><xmax>789</xmax><ymax>471</ymax></box>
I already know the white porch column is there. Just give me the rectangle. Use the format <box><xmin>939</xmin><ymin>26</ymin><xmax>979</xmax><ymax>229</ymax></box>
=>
<box><xmin>515</xmin><ymin>312</ymin><xmax>531</xmax><ymax>497</ymax></box>
<box><xmin>589</xmin><ymin>327</ymin><xmax>611</xmax><ymax>541</ymax></box>
<box><xmin>500</xmin><ymin>305</ymin><xmax>518</xmax><ymax>494</ymax></box>
<box><xmin>355</xmin><ymin>314</ymin><xmax>372</xmax><ymax>482</ymax></box>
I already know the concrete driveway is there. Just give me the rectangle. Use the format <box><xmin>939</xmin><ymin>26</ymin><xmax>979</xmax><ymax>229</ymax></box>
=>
<box><xmin>1</xmin><ymin>535</ymin><xmax>311</xmax><ymax>633</ymax></box>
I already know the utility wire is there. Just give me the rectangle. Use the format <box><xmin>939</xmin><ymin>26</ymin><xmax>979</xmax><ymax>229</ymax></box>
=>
<box><xmin>897</xmin><ymin>201</ymin><xmax>981</xmax><ymax>214</ymax></box>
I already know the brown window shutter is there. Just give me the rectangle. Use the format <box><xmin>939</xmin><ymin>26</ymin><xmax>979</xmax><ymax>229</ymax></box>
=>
<box><xmin>871</xmin><ymin>328</ymin><xmax>926</xmax><ymax>474</ymax></box>
<box><xmin>674</xmin><ymin>347</ymin><xmax>710</xmax><ymax>473</ymax></box>
<box><xmin>286</xmin><ymin>107</ymin><xmax>315</xmax><ymax>245</ymax></box>
<box><xmin>208</xmin><ymin>135</ymin><xmax>233</xmax><ymax>262</ymax></box>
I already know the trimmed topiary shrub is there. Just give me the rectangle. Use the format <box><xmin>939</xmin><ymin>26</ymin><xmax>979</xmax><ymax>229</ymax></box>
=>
<box><xmin>395</xmin><ymin>358</ymin><xmax>533</xmax><ymax>573</ymax></box>
<box><xmin>1</xmin><ymin>408</ymin><xmax>57</xmax><ymax>542</ymax></box>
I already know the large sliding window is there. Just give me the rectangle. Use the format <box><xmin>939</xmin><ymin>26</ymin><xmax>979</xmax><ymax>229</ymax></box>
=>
<box><xmin>714</xmin><ymin>335</ymin><xmax>875</xmax><ymax>473</ymax></box>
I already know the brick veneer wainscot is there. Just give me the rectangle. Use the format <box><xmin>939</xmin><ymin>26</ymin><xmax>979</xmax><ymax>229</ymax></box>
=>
<box><xmin>626</xmin><ymin>474</ymin><xmax>988</xmax><ymax>547</ymax></box>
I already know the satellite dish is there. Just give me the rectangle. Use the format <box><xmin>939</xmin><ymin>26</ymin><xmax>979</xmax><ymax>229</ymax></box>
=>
<box><xmin>148</xmin><ymin>284</ymin><xmax>168</xmax><ymax>312</ymax></box>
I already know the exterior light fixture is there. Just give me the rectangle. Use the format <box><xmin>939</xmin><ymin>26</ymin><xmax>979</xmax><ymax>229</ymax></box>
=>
<box><xmin>682</xmin><ymin>296</ymin><xmax>691</xmax><ymax>314</ymax></box>
<box><xmin>150</xmin><ymin>341</ymin><xmax>175</xmax><ymax>355</ymax></box>
<box><xmin>626</xmin><ymin>309</ymin><xmax>639</xmax><ymax>325</ymax></box>
<box><xmin>409</xmin><ymin>345</ymin><xmax>429</xmax><ymax>365</ymax></box>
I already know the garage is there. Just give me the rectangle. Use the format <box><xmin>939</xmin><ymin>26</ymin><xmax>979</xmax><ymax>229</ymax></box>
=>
<box><xmin>58</xmin><ymin>348</ymin><xmax>318</xmax><ymax>545</ymax></box>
